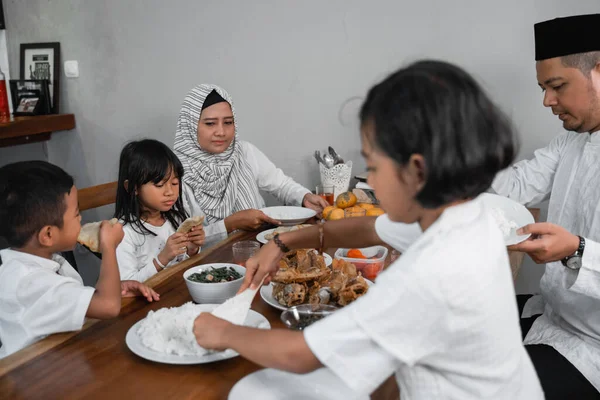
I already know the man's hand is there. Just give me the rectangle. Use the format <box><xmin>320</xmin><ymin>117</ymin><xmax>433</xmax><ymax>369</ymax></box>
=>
<box><xmin>508</xmin><ymin>222</ymin><xmax>580</xmax><ymax>264</ymax></box>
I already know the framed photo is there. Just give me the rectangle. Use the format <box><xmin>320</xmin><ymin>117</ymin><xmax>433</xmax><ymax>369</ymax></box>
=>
<box><xmin>9</xmin><ymin>79</ymin><xmax>51</xmax><ymax>116</ymax></box>
<box><xmin>0</xmin><ymin>0</ymin><xmax>5</xmax><ymax>30</ymax></box>
<box><xmin>20</xmin><ymin>42</ymin><xmax>60</xmax><ymax>114</ymax></box>
<box><xmin>15</xmin><ymin>97</ymin><xmax>39</xmax><ymax>115</ymax></box>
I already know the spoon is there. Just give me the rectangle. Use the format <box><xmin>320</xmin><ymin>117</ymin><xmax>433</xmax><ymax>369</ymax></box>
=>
<box><xmin>328</xmin><ymin>146</ymin><xmax>344</xmax><ymax>165</ymax></box>
<box><xmin>314</xmin><ymin>150</ymin><xmax>323</xmax><ymax>165</ymax></box>
<box><xmin>322</xmin><ymin>153</ymin><xmax>335</xmax><ymax>169</ymax></box>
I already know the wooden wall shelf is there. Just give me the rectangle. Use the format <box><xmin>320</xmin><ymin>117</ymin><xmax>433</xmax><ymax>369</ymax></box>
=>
<box><xmin>0</xmin><ymin>114</ymin><xmax>76</xmax><ymax>148</ymax></box>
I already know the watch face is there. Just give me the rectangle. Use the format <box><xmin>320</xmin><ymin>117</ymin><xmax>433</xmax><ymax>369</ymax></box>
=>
<box><xmin>566</xmin><ymin>256</ymin><xmax>582</xmax><ymax>270</ymax></box>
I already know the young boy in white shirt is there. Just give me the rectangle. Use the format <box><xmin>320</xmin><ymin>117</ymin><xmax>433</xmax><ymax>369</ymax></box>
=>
<box><xmin>0</xmin><ymin>161</ymin><xmax>158</xmax><ymax>359</ymax></box>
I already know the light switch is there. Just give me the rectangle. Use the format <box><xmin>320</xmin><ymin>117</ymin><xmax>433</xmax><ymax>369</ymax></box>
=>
<box><xmin>64</xmin><ymin>60</ymin><xmax>79</xmax><ymax>78</ymax></box>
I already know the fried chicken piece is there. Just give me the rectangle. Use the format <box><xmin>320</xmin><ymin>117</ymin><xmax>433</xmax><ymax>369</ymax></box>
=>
<box><xmin>337</xmin><ymin>276</ymin><xmax>369</xmax><ymax>306</ymax></box>
<box><xmin>272</xmin><ymin>282</ymin><xmax>308</xmax><ymax>307</ymax></box>
<box><xmin>332</xmin><ymin>259</ymin><xmax>358</xmax><ymax>278</ymax></box>
<box><xmin>272</xmin><ymin>250</ymin><xmax>328</xmax><ymax>283</ymax></box>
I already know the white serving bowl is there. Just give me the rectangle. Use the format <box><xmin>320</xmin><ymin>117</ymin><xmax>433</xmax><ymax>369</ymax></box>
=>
<box><xmin>259</xmin><ymin>206</ymin><xmax>316</xmax><ymax>226</ymax></box>
<box><xmin>183</xmin><ymin>263</ymin><xmax>246</xmax><ymax>304</ymax></box>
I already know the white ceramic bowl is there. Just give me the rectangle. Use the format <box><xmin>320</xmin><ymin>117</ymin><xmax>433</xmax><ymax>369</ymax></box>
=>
<box><xmin>183</xmin><ymin>263</ymin><xmax>246</xmax><ymax>304</ymax></box>
<box><xmin>259</xmin><ymin>206</ymin><xmax>316</xmax><ymax>226</ymax></box>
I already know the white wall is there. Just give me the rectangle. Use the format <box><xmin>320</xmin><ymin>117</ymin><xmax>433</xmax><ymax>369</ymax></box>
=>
<box><xmin>1</xmin><ymin>0</ymin><xmax>598</xmax><ymax>288</ymax></box>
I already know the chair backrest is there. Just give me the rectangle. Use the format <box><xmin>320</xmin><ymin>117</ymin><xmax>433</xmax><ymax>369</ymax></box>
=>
<box><xmin>70</xmin><ymin>181</ymin><xmax>118</xmax><ymax>268</ymax></box>
<box><xmin>78</xmin><ymin>181</ymin><xmax>118</xmax><ymax>212</ymax></box>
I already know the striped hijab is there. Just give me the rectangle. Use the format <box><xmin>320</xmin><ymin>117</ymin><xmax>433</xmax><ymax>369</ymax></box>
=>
<box><xmin>173</xmin><ymin>84</ymin><xmax>263</xmax><ymax>223</ymax></box>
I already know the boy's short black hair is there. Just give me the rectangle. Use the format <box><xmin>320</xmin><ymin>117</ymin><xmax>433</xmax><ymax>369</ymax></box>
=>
<box><xmin>360</xmin><ymin>60</ymin><xmax>516</xmax><ymax>208</ymax></box>
<box><xmin>0</xmin><ymin>161</ymin><xmax>74</xmax><ymax>247</ymax></box>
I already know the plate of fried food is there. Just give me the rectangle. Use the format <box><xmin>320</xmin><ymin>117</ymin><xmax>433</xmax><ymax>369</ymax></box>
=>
<box><xmin>256</xmin><ymin>224</ymin><xmax>312</xmax><ymax>244</ymax></box>
<box><xmin>260</xmin><ymin>250</ymin><xmax>371</xmax><ymax>311</ymax></box>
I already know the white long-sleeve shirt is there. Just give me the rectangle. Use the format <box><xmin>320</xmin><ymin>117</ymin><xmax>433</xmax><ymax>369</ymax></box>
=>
<box><xmin>492</xmin><ymin>130</ymin><xmax>600</xmax><ymax>391</ymax></box>
<box><xmin>183</xmin><ymin>141</ymin><xmax>311</xmax><ymax>245</ymax></box>
<box><xmin>304</xmin><ymin>202</ymin><xmax>543</xmax><ymax>399</ymax></box>
<box><xmin>116</xmin><ymin>220</ymin><xmax>191</xmax><ymax>282</ymax></box>
<box><xmin>0</xmin><ymin>249</ymin><xmax>95</xmax><ymax>358</ymax></box>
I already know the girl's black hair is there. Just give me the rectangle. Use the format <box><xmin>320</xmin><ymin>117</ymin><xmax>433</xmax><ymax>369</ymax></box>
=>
<box><xmin>360</xmin><ymin>60</ymin><xmax>517</xmax><ymax>208</ymax></box>
<box><xmin>114</xmin><ymin>139</ymin><xmax>188</xmax><ymax>236</ymax></box>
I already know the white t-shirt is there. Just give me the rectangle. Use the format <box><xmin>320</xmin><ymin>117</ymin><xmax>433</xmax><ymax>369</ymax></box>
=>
<box><xmin>116</xmin><ymin>220</ymin><xmax>192</xmax><ymax>282</ymax></box>
<box><xmin>0</xmin><ymin>249</ymin><xmax>95</xmax><ymax>359</ymax></box>
<box><xmin>183</xmin><ymin>141</ymin><xmax>311</xmax><ymax>246</ymax></box>
<box><xmin>304</xmin><ymin>200</ymin><xmax>544</xmax><ymax>399</ymax></box>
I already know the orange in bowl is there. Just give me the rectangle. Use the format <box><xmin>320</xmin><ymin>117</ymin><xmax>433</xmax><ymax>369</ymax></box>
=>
<box><xmin>336</xmin><ymin>192</ymin><xmax>357</xmax><ymax>209</ymax></box>
<box><xmin>328</xmin><ymin>208</ymin><xmax>345</xmax><ymax>221</ymax></box>
<box><xmin>366</xmin><ymin>207</ymin><xmax>385</xmax><ymax>217</ymax></box>
<box><xmin>357</xmin><ymin>203</ymin><xmax>375</xmax><ymax>210</ymax></box>
<box><xmin>322</xmin><ymin>205</ymin><xmax>337</xmax><ymax>220</ymax></box>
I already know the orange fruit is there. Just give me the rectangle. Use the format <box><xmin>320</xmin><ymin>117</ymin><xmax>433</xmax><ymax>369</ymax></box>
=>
<box><xmin>336</xmin><ymin>192</ymin><xmax>357</xmax><ymax>209</ymax></box>
<box><xmin>345</xmin><ymin>206</ymin><xmax>363</xmax><ymax>213</ymax></box>
<box><xmin>322</xmin><ymin>205</ymin><xmax>338</xmax><ymax>220</ymax></box>
<box><xmin>328</xmin><ymin>208</ymin><xmax>345</xmax><ymax>220</ymax></box>
<box><xmin>357</xmin><ymin>203</ymin><xmax>375</xmax><ymax>210</ymax></box>
<box><xmin>366</xmin><ymin>207</ymin><xmax>385</xmax><ymax>217</ymax></box>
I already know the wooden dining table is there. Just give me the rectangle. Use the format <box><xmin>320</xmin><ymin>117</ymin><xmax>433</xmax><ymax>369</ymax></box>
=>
<box><xmin>0</xmin><ymin>215</ymin><xmax>535</xmax><ymax>400</ymax></box>
<box><xmin>0</xmin><ymin>229</ymin><xmax>398</xmax><ymax>400</ymax></box>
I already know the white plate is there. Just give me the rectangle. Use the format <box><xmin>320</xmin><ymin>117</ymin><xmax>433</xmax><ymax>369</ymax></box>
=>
<box><xmin>229</xmin><ymin>368</ymin><xmax>368</xmax><ymax>400</ymax></box>
<box><xmin>260</xmin><ymin>206</ymin><xmax>316</xmax><ymax>226</ymax></box>
<box><xmin>478</xmin><ymin>193</ymin><xmax>535</xmax><ymax>246</ymax></box>
<box><xmin>256</xmin><ymin>225</ymin><xmax>312</xmax><ymax>244</ymax></box>
<box><xmin>261</xmin><ymin>278</ymin><xmax>372</xmax><ymax>311</ymax></box>
<box><xmin>126</xmin><ymin>305</ymin><xmax>270</xmax><ymax>364</ymax></box>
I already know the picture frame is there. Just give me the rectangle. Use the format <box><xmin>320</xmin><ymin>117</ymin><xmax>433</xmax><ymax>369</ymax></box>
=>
<box><xmin>9</xmin><ymin>79</ymin><xmax>51</xmax><ymax>116</ymax></box>
<box><xmin>0</xmin><ymin>0</ymin><xmax>5</xmax><ymax>30</ymax></box>
<box><xmin>20</xmin><ymin>42</ymin><xmax>60</xmax><ymax>114</ymax></box>
<box><xmin>15</xmin><ymin>96</ymin><xmax>40</xmax><ymax>115</ymax></box>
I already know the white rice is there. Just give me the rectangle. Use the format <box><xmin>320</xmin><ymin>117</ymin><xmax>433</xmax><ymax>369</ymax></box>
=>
<box><xmin>489</xmin><ymin>207</ymin><xmax>519</xmax><ymax>237</ymax></box>
<box><xmin>137</xmin><ymin>302</ymin><xmax>268</xmax><ymax>356</ymax></box>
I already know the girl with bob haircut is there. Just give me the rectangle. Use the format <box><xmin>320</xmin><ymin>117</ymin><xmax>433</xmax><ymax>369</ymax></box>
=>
<box><xmin>114</xmin><ymin>139</ymin><xmax>205</xmax><ymax>282</ymax></box>
<box><xmin>192</xmin><ymin>60</ymin><xmax>544</xmax><ymax>399</ymax></box>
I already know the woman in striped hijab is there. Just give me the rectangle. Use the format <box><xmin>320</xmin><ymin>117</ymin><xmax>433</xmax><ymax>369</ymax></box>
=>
<box><xmin>174</xmin><ymin>84</ymin><xmax>327</xmax><ymax>238</ymax></box>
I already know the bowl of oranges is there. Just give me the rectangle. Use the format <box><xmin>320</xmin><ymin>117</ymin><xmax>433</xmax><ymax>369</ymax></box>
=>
<box><xmin>322</xmin><ymin>191</ymin><xmax>385</xmax><ymax>221</ymax></box>
<box><xmin>334</xmin><ymin>246</ymin><xmax>388</xmax><ymax>281</ymax></box>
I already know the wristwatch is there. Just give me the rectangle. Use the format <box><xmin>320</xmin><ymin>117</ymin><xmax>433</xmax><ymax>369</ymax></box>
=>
<box><xmin>561</xmin><ymin>236</ymin><xmax>585</xmax><ymax>270</ymax></box>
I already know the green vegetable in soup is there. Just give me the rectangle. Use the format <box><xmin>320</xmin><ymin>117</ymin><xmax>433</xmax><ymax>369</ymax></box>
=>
<box><xmin>187</xmin><ymin>267</ymin><xmax>242</xmax><ymax>283</ymax></box>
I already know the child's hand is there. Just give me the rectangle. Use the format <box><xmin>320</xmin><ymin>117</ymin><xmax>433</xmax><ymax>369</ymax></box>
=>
<box><xmin>187</xmin><ymin>225</ymin><xmax>205</xmax><ymax>255</ymax></box>
<box><xmin>158</xmin><ymin>233</ymin><xmax>189</xmax><ymax>265</ymax></box>
<box><xmin>98</xmin><ymin>220</ymin><xmax>124</xmax><ymax>253</ymax></box>
<box><xmin>193</xmin><ymin>313</ymin><xmax>232</xmax><ymax>351</ymax></box>
<box><xmin>120</xmin><ymin>280</ymin><xmax>160</xmax><ymax>302</ymax></box>
<box><xmin>238</xmin><ymin>240</ymin><xmax>286</xmax><ymax>293</ymax></box>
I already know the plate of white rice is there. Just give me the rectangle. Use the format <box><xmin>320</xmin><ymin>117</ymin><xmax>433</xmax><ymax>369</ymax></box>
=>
<box><xmin>479</xmin><ymin>193</ymin><xmax>534</xmax><ymax>246</ymax></box>
<box><xmin>126</xmin><ymin>302</ymin><xmax>270</xmax><ymax>364</ymax></box>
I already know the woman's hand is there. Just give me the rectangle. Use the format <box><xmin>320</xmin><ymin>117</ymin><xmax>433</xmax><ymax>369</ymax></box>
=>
<box><xmin>224</xmin><ymin>209</ymin><xmax>281</xmax><ymax>232</ymax></box>
<box><xmin>193</xmin><ymin>313</ymin><xmax>233</xmax><ymax>351</ymax></box>
<box><xmin>120</xmin><ymin>280</ymin><xmax>160</xmax><ymax>302</ymax></box>
<box><xmin>157</xmin><ymin>232</ymin><xmax>189</xmax><ymax>265</ymax></box>
<box><xmin>238</xmin><ymin>240</ymin><xmax>286</xmax><ymax>292</ymax></box>
<box><xmin>186</xmin><ymin>225</ymin><xmax>205</xmax><ymax>255</ymax></box>
<box><xmin>302</xmin><ymin>193</ymin><xmax>329</xmax><ymax>214</ymax></box>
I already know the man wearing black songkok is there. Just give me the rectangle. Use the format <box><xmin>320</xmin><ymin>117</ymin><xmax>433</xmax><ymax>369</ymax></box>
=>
<box><xmin>493</xmin><ymin>14</ymin><xmax>600</xmax><ymax>399</ymax></box>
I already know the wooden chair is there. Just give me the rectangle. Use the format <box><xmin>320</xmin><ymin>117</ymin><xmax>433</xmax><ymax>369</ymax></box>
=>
<box><xmin>78</xmin><ymin>181</ymin><xmax>118</xmax><ymax>212</ymax></box>
<box><xmin>62</xmin><ymin>181</ymin><xmax>118</xmax><ymax>269</ymax></box>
